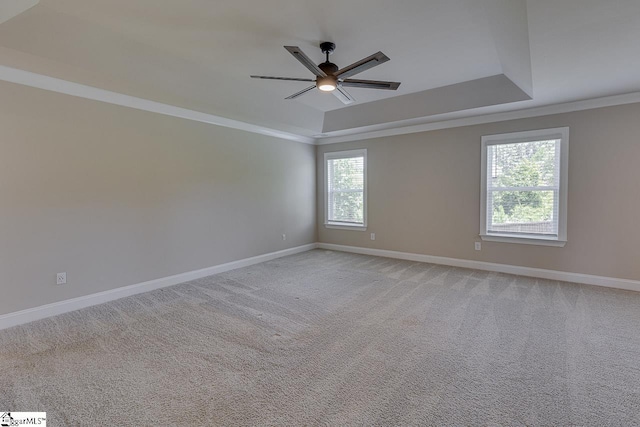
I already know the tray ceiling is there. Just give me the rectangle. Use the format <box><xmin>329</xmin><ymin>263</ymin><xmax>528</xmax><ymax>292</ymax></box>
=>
<box><xmin>0</xmin><ymin>0</ymin><xmax>638</xmax><ymax>140</ymax></box>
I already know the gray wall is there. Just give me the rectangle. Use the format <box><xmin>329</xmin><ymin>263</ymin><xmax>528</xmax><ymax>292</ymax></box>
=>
<box><xmin>317</xmin><ymin>103</ymin><xmax>640</xmax><ymax>281</ymax></box>
<box><xmin>0</xmin><ymin>82</ymin><xmax>316</xmax><ymax>316</ymax></box>
<box><xmin>3</xmin><ymin>79</ymin><xmax>639</xmax><ymax>317</ymax></box>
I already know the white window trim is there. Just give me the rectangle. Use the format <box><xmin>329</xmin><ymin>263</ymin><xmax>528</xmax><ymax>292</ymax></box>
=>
<box><xmin>324</xmin><ymin>149</ymin><xmax>367</xmax><ymax>231</ymax></box>
<box><xmin>480</xmin><ymin>127</ymin><xmax>569</xmax><ymax>247</ymax></box>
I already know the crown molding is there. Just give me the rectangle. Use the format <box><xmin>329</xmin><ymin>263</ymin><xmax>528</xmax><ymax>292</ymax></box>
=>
<box><xmin>315</xmin><ymin>91</ymin><xmax>640</xmax><ymax>145</ymax></box>
<box><xmin>2</xmin><ymin>65</ymin><xmax>640</xmax><ymax>147</ymax></box>
<box><xmin>0</xmin><ymin>65</ymin><xmax>315</xmax><ymax>145</ymax></box>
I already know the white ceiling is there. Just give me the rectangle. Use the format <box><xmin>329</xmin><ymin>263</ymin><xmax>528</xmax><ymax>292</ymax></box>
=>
<box><xmin>0</xmin><ymin>0</ymin><xmax>639</xmax><ymax>139</ymax></box>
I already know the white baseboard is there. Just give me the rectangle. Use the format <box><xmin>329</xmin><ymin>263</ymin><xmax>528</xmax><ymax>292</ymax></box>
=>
<box><xmin>4</xmin><ymin>241</ymin><xmax>638</xmax><ymax>331</ymax></box>
<box><xmin>317</xmin><ymin>243</ymin><xmax>640</xmax><ymax>293</ymax></box>
<box><xmin>0</xmin><ymin>243</ymin><xmax>318</xmax><ymax>331</ymax></box>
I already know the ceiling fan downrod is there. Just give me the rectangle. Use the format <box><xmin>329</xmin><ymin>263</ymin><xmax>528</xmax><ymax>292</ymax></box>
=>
<box><xmin>318</xmin><ymin>42</ymin><xmax>338</xmax><ymax>76</ymax></box>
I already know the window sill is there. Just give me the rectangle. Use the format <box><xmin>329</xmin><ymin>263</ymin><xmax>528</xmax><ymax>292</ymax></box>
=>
<box><xmin>480</xmin><ymin>234</ymin><xmax>567</xmax><ymax>247</ymax></box>
<box><xmin>325</xmin><ymin>223</ymin><xmax>367</xmax><ymax>231</ymax></box>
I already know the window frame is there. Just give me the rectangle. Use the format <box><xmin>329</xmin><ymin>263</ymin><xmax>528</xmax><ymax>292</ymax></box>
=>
<box><xmin>324</xmin><ymin>149</ymin><xmax>368</xmax><ymax>231</ymax></box>
<box><xmin>480</xmin><ymin>127</ymin><xmax>569</xmax><ymax>247</ymax></box>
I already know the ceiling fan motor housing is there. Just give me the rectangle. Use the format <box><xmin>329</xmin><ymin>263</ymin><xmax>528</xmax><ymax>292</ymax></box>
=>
<box><xmin>319</xmin><ymin>62</ymin><xmax>338</xmax><ymax>75</ymax></box>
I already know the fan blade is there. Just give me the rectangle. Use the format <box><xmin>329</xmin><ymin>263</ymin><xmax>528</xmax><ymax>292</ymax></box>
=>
<box><xmin>285</xmin><ymin>85</ymin><xmax>316</xmax><ymax>100</ymax></box>
<box><xmin>335</xmin><ymin>52</ymin><xmax>390</xmax><ymax>79</ymax></box>
<box><xmin>332</xmin><ymin>86</ymin><xmax>355</xmax><ymax>105</ymax></box>
<box><xmin>251</xmin><ymin>75</ymin><xmax>315</xmax><ymax>82</ymax></box>
<box><xmin>341</xmin><ymin>79</ymin><xmax>401</xmax><ymax>90</ymax></box>
<box><xmin>284</xmin><ymin>46</ymin><xmax>327</xmax><ymax>77</ymax></box>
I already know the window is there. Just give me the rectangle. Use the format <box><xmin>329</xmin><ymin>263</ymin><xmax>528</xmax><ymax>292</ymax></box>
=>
<box><xmin>480</xmin><ymin>127</ymin><xmax>568</xmax><ymax>246</ymax></box>
<box><xmin>324</xmin><ymin>149</ymin><xmax>367</xmax><ymax>230</ymax></box>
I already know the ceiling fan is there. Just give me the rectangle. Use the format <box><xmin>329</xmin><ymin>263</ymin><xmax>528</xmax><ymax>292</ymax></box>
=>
<box><xmin>251</xmin><ymin>42</ymin><xmax>400</xmax><ymax>105</ymax></box>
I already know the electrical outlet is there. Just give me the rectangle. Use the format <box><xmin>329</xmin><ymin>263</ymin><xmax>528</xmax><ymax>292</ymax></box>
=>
<box><xmin>282</xmin><ymin>234</ymin><xmax>286</xmax><ymax>241</ymax></box>
<box><xmin>56</xmin><ymin>272</ymin><xmax>67</xmax><ymax>285</ymax></box>
<box><xmin>475</xmin><ymin>242</ymin><xmax>481</xmax><ymax>251</ymax></box>
<box><xmin>370</xmin><ymin>233</ymin><xmax>376</xmax><ymax>241</ymax></box>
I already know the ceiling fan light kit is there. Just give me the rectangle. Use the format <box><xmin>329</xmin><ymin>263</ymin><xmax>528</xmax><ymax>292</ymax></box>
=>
<box><xmin>251</xmin><ymin>41</ymin><xmax>401</xmax><ymax>105</ymax></box>
<box><xmin>317</xmin><ymin>76</ymin><xmax>337</xmax><ymax>92</ymax></box>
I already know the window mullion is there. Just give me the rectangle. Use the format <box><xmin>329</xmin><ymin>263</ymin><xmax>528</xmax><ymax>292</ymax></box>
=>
<box><xmin>488</xmin><ymin>186</ymin><xmax>558</xmax><ymax>192</ymax></box>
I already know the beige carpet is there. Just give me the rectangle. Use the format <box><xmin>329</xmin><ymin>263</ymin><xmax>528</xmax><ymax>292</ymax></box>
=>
<box><xmin>1</xmin><ymin>250</ymin><xmax>640</xmax><ymax>426</ymax></box>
